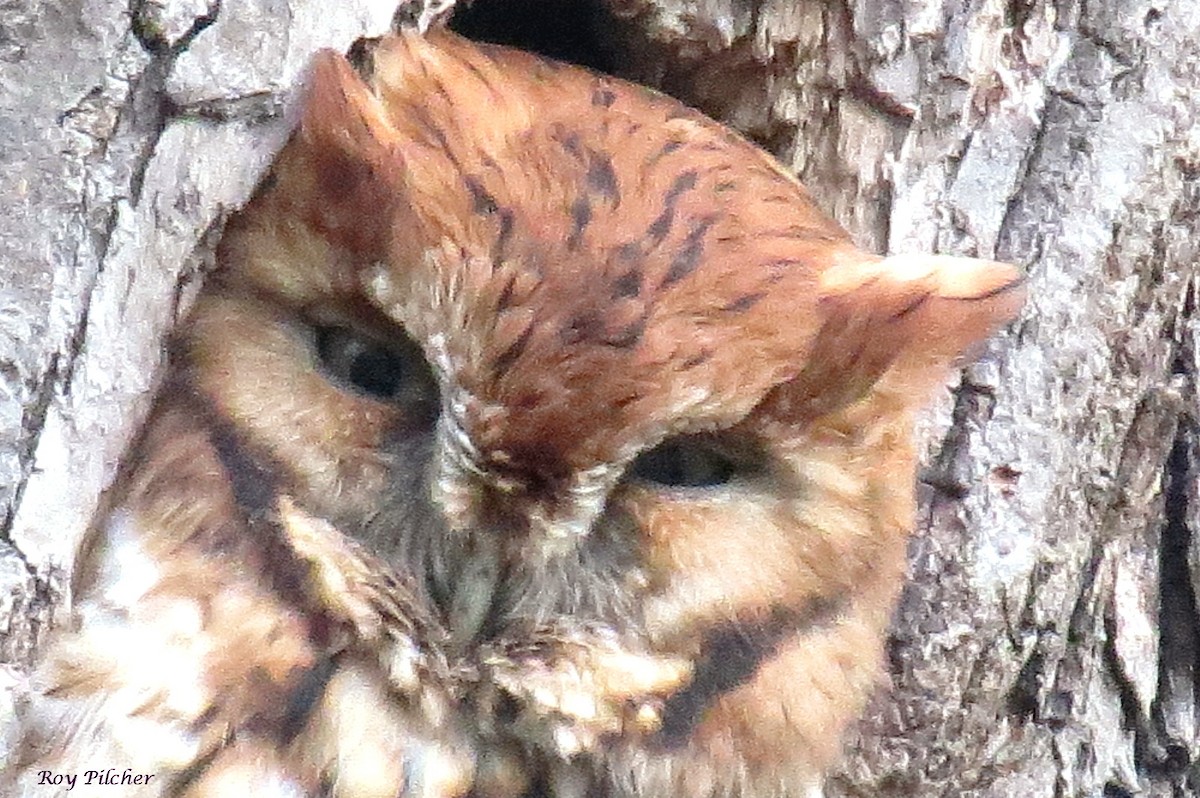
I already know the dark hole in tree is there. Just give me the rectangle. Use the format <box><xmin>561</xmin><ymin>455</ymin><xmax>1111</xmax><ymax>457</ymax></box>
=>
<box><xmin>1147</xmin><ymin>416</ymin><xmax>1200</xmax><ymax>781</ymax></box>
<box><xmin>442</xmin><ymin>0</ymin><xmax>766</xmax><ymax>153</ymax></box>
<box><xmin>448</xmin><ymin>0</ymin><xmax>618</xmax><ymax>73</ymax></box>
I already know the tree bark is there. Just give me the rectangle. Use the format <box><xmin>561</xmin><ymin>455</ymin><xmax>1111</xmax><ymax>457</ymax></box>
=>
<box><xmin>3</xmin><ymin>1</ymin><xmax>1198</xmax><ymax>795</ymax></box>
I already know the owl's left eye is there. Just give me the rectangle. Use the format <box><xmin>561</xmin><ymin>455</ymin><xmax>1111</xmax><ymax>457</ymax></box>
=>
<box><xmin>314</xmin><ymin>326</ymin><xmax>438</xmax><ymax>407</ymax></box>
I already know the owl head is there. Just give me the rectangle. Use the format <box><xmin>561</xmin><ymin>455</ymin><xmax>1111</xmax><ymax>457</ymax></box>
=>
<box><xmin>205</xmin><ymin>28</ymin><xmax>1020</xmax><ymax>557</ymax></box>
<box><xmin>182</xmin><ymin>30</ymin><xmax>1022</xmax><ymax>790</ymax></box>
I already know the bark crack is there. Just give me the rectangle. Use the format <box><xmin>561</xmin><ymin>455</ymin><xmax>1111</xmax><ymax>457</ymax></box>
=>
<box><xmin>1</xmin><ymin>354</ymin><xmax>62</xmax><ymax>548</ymax></box>
<box><xmin>127</xmin><ymin>0</ymin><xmax>222</xmax><ymax>203</ymax></box>
<box><xmin>130</xmin><ymin>0</ymin><xmax>222</xmax><ymax>57</ymax></box>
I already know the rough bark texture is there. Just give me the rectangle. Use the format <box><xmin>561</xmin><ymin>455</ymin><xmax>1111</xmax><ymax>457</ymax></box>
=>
<box><xmin>2</xmin><ymin>0</ymin><xmax>1198</xmax><ymax>795</ymax></box>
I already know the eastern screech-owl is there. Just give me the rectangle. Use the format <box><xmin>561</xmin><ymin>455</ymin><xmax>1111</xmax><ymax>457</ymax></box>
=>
<box><xmin>12</xmin><ymin>28</ymin><xmax>1023</xmax><ymax>798</ymax></box>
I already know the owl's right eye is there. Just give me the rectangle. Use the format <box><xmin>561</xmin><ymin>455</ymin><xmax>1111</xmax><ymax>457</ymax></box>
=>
<box><xmin>627</xmin><ymin>435</ymin><xmax>741</xmax><ymax>490</ymax></box>
<box><xmin>314</xmin><ymin>326</ymin><xmax>438</xmax><ymax>408</ymax></box>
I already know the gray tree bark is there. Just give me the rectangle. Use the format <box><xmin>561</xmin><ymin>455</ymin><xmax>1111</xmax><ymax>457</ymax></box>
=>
<box><xmin>2</xmin><ymin>1</ymin><xmax>1198</xmax><ymax>796</ymax></box>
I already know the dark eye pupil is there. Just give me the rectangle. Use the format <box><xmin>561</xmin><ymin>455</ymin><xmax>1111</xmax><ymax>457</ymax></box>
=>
<box><xmin>628</xmin><ymin>437</ymin><xmax>737</xmax><ymax>488</ymax></box>
<box><xmin>315</xmin><ymin>326</ymin><xmax>432</xmax><ymax>403</ymax></box>
<box><xmin>347</xmin><ymin>347</ymin><xmax>404</xmax><ymax>398</ymax></box>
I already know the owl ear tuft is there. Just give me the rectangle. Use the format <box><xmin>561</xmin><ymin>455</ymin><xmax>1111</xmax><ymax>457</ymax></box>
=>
<box><xmin>291</xmin><ymin>49</ymin><xmax>404</xmax><ymax>255</ymax></box>
<box><xmin>780</xmin><ymin>254</ymin><xmax>1025</xmax><ymax>418</ymax></box>
<box><xmin>298</xmin><ymin>49</ymin><xmax>396</xmax><ymax>165</ymax></box>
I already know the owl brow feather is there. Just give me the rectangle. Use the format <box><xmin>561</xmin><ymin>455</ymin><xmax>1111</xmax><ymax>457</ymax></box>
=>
<box><xmin>591</xmin><ymin>87</ymin><xmax>617</xmax><ymax>107</ymax></box>
<box><xmin>645</xmin><ymin>136</ymin><xmax>686</xmax><ymax>167</ymax></box>
<box><xmin>645</xmin><ymin>169</ymin><xmax>698</xmax><ymax>246</ymax></box>
<box><xmin>661</xmin><ymin>213</ymin><xmax>719</xmax><ymax>288</ymax></box>
<box><xmin>567</xmin><ymin>197</ymin><xmax>592</xmax><ymax>251</ymax></box>
<box><xmin>584</xmin><ymin>150</ymin><xmax>621</xmax><ymax>206</ymax></box>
